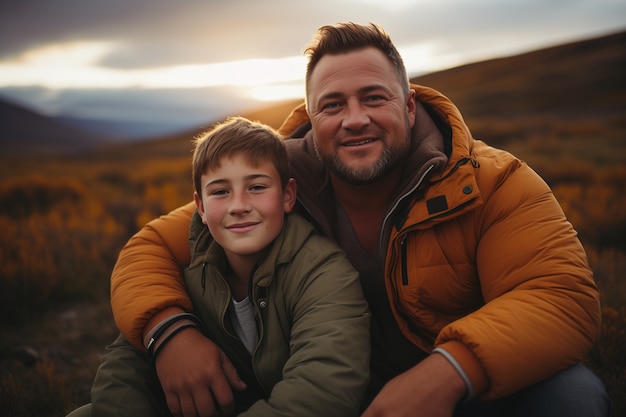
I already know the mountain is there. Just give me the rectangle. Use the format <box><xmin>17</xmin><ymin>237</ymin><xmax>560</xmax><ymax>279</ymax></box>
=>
<box><xmin>1</xmin><ymin>29</ymin><xmax>624</xmax><ymax>158</ymax></box>
<box><xmin>410</xmin><ymin>29</ymin><xmax>626</xmax><ymax>120</ymax></box>
<box><xmin>0</xmin><ymin>98</ymin><xmax>108</xmax><ymax>156</ymax></box>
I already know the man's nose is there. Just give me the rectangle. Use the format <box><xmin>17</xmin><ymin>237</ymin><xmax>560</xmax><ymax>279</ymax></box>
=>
<box><xmin>342</xmin><ymin>99</ymin><xmax>370</xmax><ymax>130</ymax></box>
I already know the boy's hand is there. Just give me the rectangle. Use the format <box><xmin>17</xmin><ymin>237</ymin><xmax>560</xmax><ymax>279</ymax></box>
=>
<box><xmin>155</xmin><ymin>327</ymin><xmax>247</xmax><ymax>417</ymax></box>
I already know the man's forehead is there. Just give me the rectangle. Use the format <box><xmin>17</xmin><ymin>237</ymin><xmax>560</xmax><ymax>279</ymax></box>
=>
<box><xmin>312</xmin><ymin>47</ymin><xmax>391</xmax><ymax>76</ymax></box>
<box><xmin>308</xmin><ymin>48</ymin><xmax>399</xmax><ymax>99</ymax></box>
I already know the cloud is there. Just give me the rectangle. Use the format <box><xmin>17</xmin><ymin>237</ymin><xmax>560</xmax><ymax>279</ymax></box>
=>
<box><xmin>2</xmin><ymin>0</ymin><xmax>625</xmax><ymax>70</ymax></box>
<box><xmin>1</xmin><ymin>0</ymin><xmax>625</xmax><ymax>138</ymax></box>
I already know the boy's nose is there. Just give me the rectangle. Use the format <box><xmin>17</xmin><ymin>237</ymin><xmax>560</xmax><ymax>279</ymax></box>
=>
<box><xmin>229</xmin><ymin>192</ymin><xmax>251</xmax><ymax>215</ymax></box>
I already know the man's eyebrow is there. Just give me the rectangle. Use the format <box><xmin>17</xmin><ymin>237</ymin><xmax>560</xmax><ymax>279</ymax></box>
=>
<box><xmin>318</xmin><ymin>84</ymin><xmax>390</xmax><ymax>101</ymax></box>
<box><xmin>359</xmin><ymin>84</ymin><xmax>391</xmax><ymax>95</ymax></box>
<box><xmin>318</xmin><ymin>91</ymin><xmax>345</xmax><ymax>102</ymax></box>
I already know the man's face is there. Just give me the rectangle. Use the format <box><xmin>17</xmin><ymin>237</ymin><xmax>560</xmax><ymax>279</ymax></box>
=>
<box><xmin>307</xmin><ymin>47</ymin><xmax>416</xmax><ymax>184</ymax></box>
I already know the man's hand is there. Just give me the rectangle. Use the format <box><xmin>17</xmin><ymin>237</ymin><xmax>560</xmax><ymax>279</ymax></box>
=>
<box><xmin>155</xmin><ymin>328</ymin><xmax>247</xmax><ymax>417</ymax></box>
<box><xmin>361</xmin><ymin>353</ymin><xmax>466</xmax><ymax>417</ymax></box>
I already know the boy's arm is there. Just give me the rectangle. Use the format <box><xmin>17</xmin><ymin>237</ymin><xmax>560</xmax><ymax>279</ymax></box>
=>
<box><xmin>90</xmin><ymin>334</ymin><xmax>166</xmax><ymax>417</ymax></box>
<box><xmin>110</xmin><ymin>201</ymin><xmax>196</xmax><ymax>350</ymax></box>
<box><xmin>243</xmin><ymin>232</ymin><xmax>371</xmax><ymax>416</ymax></box>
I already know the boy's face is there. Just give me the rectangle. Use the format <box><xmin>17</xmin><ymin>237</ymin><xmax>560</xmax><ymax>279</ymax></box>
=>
<box><xmin>194</xmin><ymin>154</ymin><xmax>296</xmax><ymax>266</ymax></box>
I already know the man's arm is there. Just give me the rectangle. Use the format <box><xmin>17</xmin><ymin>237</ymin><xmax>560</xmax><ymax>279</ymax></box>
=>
<box><xmin>361</xmin><ymin>353</ymin><xmax>465</xmax><ymax>417</ymax></box>
<box><xmin>363</xmin><ymin>160</ymin><xmax>600</xmax><ymax>416</ymax></box>
<box><xmin>437</xmin><ymin>161</ymin><xmax>600</xmax><ymax>399</ymax></box>
<box><xmin>110</xmin><ymin>201</ymin><xmax>246</xmax><ymax>417</ymax></box>
<box><xmin>111</xmin><ymin>201</ymin><xmax>195</xmax><ymax>349</ymax></box>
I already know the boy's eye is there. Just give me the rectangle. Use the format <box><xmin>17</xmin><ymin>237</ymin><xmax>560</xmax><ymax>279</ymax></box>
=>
<box><xmin>210</xmin><ymin>189</ymin><xmax>228</xmax><ymax>196</ymax></box>
<box><xmin>250</xmin><ymin>184</ymin><xmax>268</xmax><ymax>192</ymax></box>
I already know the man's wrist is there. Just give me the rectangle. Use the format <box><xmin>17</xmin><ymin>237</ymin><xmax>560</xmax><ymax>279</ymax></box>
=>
<box><xmin>432</xmin><ymin>347</ymin><xmax>473</xmax><ymax>401</ymax></box>
<box><xmin>142</xmin><ymin>306</ymin><xmax>187</xmax><ymax>348</ymax></box>
<box><xmin>145</xmin><ymin>313</ymin><xmax>202</xmax><ymax>365</ymax></box>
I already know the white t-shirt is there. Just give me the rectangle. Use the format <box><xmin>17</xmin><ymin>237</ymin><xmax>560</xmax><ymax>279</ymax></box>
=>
<box><xmin>229</xmin><ymin>296</ymin><xmax>258</xmax><ymax>354</ymax></box>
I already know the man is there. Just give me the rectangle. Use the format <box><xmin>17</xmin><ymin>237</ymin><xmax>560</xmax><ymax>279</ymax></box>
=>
<box><xmin>107</xmin><ymin>22</ymin><xmax>609</xmax><ymax>416</ymax></box>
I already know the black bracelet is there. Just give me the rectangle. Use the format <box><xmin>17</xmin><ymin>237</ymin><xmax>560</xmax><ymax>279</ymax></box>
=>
<box><xmin>150</xmin><ymin>323</ymin><xmax>199</xmax><ymax>366</ymax></box>
<box><xmin>146</xmin><ymin>313</ymin><xmax>201</xmax><ymax>359</ymax></box>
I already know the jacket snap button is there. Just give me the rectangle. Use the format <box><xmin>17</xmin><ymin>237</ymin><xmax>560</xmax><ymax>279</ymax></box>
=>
<box><xmin>259</xmin><ymin>300</ymin><xmax>267</xmax><ymax>309</ymax></box>
<box><xmin>463</xmin><ymin>185</ymin><xmax>473</xmax><ymax>194</ymax></box>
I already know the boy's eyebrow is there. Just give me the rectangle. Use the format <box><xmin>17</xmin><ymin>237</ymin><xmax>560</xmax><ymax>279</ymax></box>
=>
<box><xmin>204</xmin><ymin>173</ymin><xmax>274</xmax><ymax>188</ymax></box>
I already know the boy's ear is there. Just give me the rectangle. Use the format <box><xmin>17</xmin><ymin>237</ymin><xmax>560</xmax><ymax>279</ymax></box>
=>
<box><xmin>194</xmin><ymin>192</ymin><xmax>208</xmax><ymax>224</ymax></box>
<box><xmin>283</xmin><ymin>178</ymin><xmax>297</xmax><ymax>213</ymax></box>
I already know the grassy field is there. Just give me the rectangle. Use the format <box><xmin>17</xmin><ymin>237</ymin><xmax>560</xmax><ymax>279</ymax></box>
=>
<box><xmin>0</xmin><ymin>110</ymin><xmax>624</xmax><ymax>417</ymax></box>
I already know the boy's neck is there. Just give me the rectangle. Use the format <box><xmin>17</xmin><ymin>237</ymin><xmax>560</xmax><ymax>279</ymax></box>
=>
<box><xmin>225</xmin><ymin>251</ymin><xmax>266</xmax><ymax>301</ymax></box>
<box><xmin>226</xmin><ymin>260</ymin><xmax>251</xmax><ymax>301</ymax></box>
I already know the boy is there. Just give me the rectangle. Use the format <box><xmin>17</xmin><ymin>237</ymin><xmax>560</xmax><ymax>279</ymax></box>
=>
<box><xmin>69</xmin><ymin>116</ymin><xmax>370</xmax><ymax>416</ymax></box>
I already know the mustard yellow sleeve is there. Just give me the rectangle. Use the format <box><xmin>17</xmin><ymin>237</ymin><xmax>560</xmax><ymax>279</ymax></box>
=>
<box><xmin>111</xmin><ymin>202</ymin><xmax>196</xmax><ymax>350</ymax></box>
<box><xmin>436</xmin><ymin>163</ymin><xmax>599</xmax><ymax>399</ymax></box>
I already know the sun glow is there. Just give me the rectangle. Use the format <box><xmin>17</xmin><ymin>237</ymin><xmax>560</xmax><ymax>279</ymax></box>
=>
<box><xmin>0</xmin><ymin>40</ymin><xmax>307</xmax><ymax>94</ymax></box>
<box><xmin>0</xmin><ymin>39</ymin><xmax>457</xmax><ymax>103</ymax></box>
<box><xmin>250</xmin><ymin>83</ymin><xmax>305</xmax><ymax>101</ymax></box>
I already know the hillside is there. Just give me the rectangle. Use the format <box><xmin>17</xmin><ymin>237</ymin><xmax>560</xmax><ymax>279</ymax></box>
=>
<box><xmin>88</xmin><ymin>98</ymin><xmax>306</xmax><ymax>162</ymax></box>
<box><xmin>412</xmin><ymin>29</ymin><xmax>626</xmax><ymax>120</ymax></box>
<box><xmin>0</xmin><ymin>98</ymin><xmax>106</xmax><ymax>156</ymax></box>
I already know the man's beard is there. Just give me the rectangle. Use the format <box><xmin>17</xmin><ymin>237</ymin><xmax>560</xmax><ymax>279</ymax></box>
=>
<box><xmin>314</xmin><ymin>135</ymin><xmax>410</xmax><ymax>185</ymax></box>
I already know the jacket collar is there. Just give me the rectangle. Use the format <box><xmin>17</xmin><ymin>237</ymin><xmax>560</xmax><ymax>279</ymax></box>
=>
<box><xmin>188</xmin><ymin>212</ymin><xmax>316</xmax><ymax>288</ymax></box>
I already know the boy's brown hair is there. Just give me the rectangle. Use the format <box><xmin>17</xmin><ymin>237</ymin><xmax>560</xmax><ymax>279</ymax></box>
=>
<box><xmin>192</xmin><ymin>116</ymin><xmax>291</xmax><ymax>196</ymax></box>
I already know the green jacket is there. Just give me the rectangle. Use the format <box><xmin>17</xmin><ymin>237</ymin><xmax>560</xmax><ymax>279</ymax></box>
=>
<box><xmin>89</xmin><ymin>212</ymin><xmax>370</xmax><ymax>417</ymax></box>
<box><xmin>184</xmin><ymin>212</ymin><xmax>370</xmax><ymax>416</ymax></box>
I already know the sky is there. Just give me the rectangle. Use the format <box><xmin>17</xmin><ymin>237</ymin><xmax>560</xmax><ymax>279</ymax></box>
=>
<box><xmin>1</xmin><ymin>0</ymin><xmax>625</xmax><ymax>138</ymax></box>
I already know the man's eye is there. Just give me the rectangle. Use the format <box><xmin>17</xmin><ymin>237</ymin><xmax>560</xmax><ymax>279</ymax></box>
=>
<box><xmin>322</xmin><ymin>102</ymin><xmax>341</xmax><ymax>111</ymax></box>
<box><xmin>364</xmin><ymin>95</ymin><xmax>383</xmax><ymax>102</ymax></box>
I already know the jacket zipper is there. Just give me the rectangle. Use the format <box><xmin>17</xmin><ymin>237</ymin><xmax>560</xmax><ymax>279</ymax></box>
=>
<box><xmin>392</xmin><ymin>157</ymin><xmax>479</xmax><ymax>287</ymax></box>
<box><xmin>401</xmin><ymin>235</ymin><xmax>409</xmax><ymax>285</ymax></box>
<box><xmin>380</xmin><ymin>164</ymin><xmax>435</xmax><ymax>253</ymax></box>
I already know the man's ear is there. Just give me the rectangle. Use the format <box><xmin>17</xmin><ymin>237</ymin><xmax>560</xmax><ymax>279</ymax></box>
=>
<box><xmin>406</xmin><ymin>88</ymin><xmax>417</xmax><ymax>129</ymax></box>
<box><xmin>283</xmin><ymin>178</ymin><xmax>297</xmax><ymax>213</ymax></box>
<box><xmin>194</xmin><ymin>191</ymin><xmax>208</xmax><ymax>224</ymax></box>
